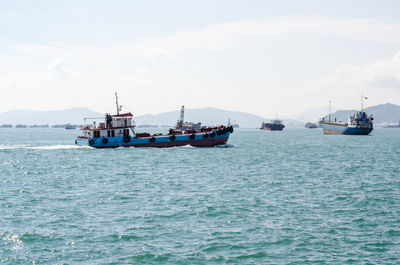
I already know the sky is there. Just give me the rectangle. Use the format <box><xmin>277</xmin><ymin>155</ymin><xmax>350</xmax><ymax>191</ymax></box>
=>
<box><xmin>1</xmin><ymin>0</ymin><xmax>400</xmax><ymax>117</ymax></box>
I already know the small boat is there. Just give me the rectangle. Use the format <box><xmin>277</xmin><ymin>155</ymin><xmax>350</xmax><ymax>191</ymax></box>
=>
<box><xmin>175</xmin><ymin>106</ymin><xmax>202</xmax><ymax>131</ymax></box>
<box><xmin>319</xmin><ymin>97</ymin><xmax>373</xmax><ymax>135</ymax></box>
<box><xmin>305</xmin><ymin>122</ymin><xmax>317</xmax><ymax>129</ymax></box>
<box><xmin>75</xmin><ymin>93</ymin><xmax>233</xmax><ymax>148</ymax></box>
<box><xmin>384</xmin><ymin>121</ymin><xmax>400</xmax><ymax>128</ymax></box>
<box><xmin>228</xmin><ymin>119</ymin><xmax>240</xmax><ymax>128</ymax></box>
<box><xmin>260</xmin><ymin>120</ymin><xmax>285</xmax><ymax>131</ymax></box>
<box><xmin>65</xmin><ymin>124</ymin><xmax>77</xmax><ymax>130</ymax></box>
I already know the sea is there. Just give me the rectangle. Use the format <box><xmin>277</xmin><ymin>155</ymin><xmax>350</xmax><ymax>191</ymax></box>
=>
<box><xmin>0</xmin><ymin>127</ymin><xmax>399</xmax><ymax>264</ymax></box>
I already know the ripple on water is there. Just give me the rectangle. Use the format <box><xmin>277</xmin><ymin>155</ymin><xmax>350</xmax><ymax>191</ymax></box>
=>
<box><xmin>0</xmin><ymin>128</ymin><xmax>399</xmax><ymax>263</ymax></box>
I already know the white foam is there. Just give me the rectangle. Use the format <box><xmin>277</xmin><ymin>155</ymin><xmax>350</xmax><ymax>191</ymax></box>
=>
<box><xmin>29</xmin><ymin>145</ymin><xmax>85</xmax><ymax>150</ymax></box>
<box><xmin>0</xmin><ymin>144</ymin><xmax>90</xmax><ymax>150</ymax></box>
<box><xmin>0</xmin><ymin>144</ymin><xmax>28</xmax><ymax>150</ymax></box>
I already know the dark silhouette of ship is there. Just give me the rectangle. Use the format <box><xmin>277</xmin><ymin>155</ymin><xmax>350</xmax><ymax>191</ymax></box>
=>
<box><xmin>305</xmin><ymin>122</ymin><xmax>317</xmax><ymax>129</ymax></box>
<box><xmin>261</xmin><ymin>119</ymin><xmax>285</xmax><ymax>131</ymax></box>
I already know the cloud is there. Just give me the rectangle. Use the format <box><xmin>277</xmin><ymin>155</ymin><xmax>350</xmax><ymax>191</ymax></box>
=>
<box><xmin>47</xmin><ymin>58</ymin><xmax>73</xmax><ymax>80</ymax></box>
<box><xmin>2</xmin><ymin>16</ymin><xmax>400</xmax><ymax>114</ymax></box>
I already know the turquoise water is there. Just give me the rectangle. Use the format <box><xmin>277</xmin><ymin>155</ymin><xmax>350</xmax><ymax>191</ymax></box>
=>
<box><xmin>1</xmin><ymin>128</ymin><xmax>399</xmax><ymax>264</ymax></box>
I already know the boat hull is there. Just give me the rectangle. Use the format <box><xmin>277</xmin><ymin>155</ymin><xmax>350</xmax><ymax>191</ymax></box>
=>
<box><xmin>261</xmin><ymin>126</ymin><xmax>284</xmax><ymax>131</ymax></box>
<box><xmin>76</xmin><ymin>132</ymin><xmax>231</xmax><ymax>148</ymax></box>
<box><xmin>320</xmin><ymin>122</ymin><xmax>372</xmax><ymax>135</ymax></box>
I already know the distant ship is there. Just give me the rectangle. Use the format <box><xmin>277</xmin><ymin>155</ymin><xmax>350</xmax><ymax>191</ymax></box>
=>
<box><xmin>319</xmin><ymin>97</ymin><xmax>373</xmax><ymax>135</ymax></box>
<box><xmin>65</xmin><ymin>124</ymin><xmax>77</xmax><ymax>130</ymax></box>
<box><xmin>75</xmin><ymin>93</ymin><xmax>233</xmax><ymax>148</ymax></box>
<box><xmin>261</xmin><ymin>120</ymin><xmax>285</xmax><ymax>131</ymax></box>
<box><xmin>137</xmin><ymin>124</ymin><xmax>158</xmax><ymax>128</ymax></box>
<box><xmin>228</xmin><ymin>119</ymin><xmax>240</xmax><ymax>128</ymax></box>
<box><xmin>305</xmin><ymin>122</ymin><xmax>317</xmax><ymax>129</ymax></box>
<box><xmin>175</xmin><ymin>106</ymin><xmax>202</xmax><ymax>131</ymax></box>
<box><xmin>384</xmin><ymin>121</ymin><xmax>400</xmax><ymax>128</ymax></box>
<box><xmin>29</xmin><ymin>124</ymin><xmax>49</xmax><ymax>128</ymax></box>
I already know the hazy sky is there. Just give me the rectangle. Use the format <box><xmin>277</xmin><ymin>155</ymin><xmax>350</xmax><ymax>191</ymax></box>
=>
<box><xmin>1</xmin><ymin>0</ymin><xmax>400</xmax><ymax>117</ymax></box>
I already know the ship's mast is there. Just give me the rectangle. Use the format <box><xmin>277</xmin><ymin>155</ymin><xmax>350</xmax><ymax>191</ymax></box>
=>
<box><xmin>329</xmin><ymin>100</ymin><xmax>331</xmax><ymax>122</ymax></box>
<box><xmin>115</xmin><ymin>92</ymin><xmax>121</xmax><ymax>115</ymax></box>
<box><xmin>179</xmin><ymin>105</ymin><xmax>185</xmax><ymax>123</ymax></box>
<box><xmin>361</xmin><ymin>94</ymin><xmax>363</xmax><ymax>111</ymax></box>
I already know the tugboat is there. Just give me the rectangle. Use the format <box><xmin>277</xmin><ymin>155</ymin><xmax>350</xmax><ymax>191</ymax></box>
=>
<box><xmin>260</xmin><ymin>118</ymin><xmax>285</xmax><ymax>131</ymax></box>
<box><xmin>319</xmin><ymin>97</ymin><xmax>373</xmax><ymax>135</ymax></box>
<box><xmin>75</xmin><ymin>93</ymin><xmax>233</xmax><ymax>148</ymax></box>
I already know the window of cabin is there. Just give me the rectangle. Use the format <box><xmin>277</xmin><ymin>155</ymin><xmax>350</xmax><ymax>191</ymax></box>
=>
<box><xmin>107</xmin><ymin>130</ymin><xmax>110</xmax><ymax>137</ymax></box>
<box><xmin>111</xmin><ymin>130</ymin><xmax>115</xmax><ymax>137</ymax></box>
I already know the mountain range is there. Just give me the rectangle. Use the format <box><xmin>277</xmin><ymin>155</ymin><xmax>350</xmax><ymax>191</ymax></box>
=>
<box><xmin>0</xmin><ymin>103</ymin><xmax>399</xmax><ymax>128</ymax></box>
<box><xmin>324</xmin><ymin>103</ymin><xmax>400</xmax><ymax>125</ymax></box>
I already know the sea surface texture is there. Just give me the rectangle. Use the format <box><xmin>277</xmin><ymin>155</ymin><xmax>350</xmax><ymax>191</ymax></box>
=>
<box><xmin>0</xmin><ymin>128</ymin><xmax>399</xmax><ymax>264</ymax></box>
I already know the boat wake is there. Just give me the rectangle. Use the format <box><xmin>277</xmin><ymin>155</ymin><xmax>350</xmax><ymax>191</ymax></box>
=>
<box><xmin>216</xmin><ymin>144</ymin><xmax>234</xmax><ymax>148</ymax></box>
<box><xmin>0</xmin><ymin>144</ymin><xmax>90</xmax><ymax>150</ymax></box>
<box><xmin>30</xmin><ymin>145</ymin><xmax>89</xmax><ymax>150</ymax></box>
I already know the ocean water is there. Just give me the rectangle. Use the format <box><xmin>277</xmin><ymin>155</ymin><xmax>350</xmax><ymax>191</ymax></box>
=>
<box><xmin>0</xmin><ymin>128</ymin><xmax>399</xmax><ymax>264</ymax></box>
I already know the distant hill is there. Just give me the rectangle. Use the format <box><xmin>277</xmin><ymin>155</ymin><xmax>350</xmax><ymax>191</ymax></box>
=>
<box><xmin>135</xmin><ymin>107</ymin><xmax>267</xmax><ymax>128</ymax></box>
<box><xmin>324</xmin><ymin>103</ymin><xmax>400</xmax><ymax>125</ymax></box>
<box><xmin>2</xmin><ymin>103</ymin><xmax>398</xmax><ymax>128</ymax></box>
<box><xmin>0</xmin><ymin>108</ymin><xmax>102</xmax><ymax>125</ymax></box>
<box><xmin>0</xmin><ymin>107</ymin><xmax>301</xmax><ymax>128</ymax></box>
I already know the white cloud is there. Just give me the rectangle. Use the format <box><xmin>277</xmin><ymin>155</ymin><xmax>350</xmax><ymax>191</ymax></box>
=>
<box><xmin>2</xmin><ymin>16</ymin><xmax>400</xmax><ymax>115</ymax></box>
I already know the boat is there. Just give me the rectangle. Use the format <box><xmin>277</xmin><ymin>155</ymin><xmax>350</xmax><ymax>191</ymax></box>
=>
<box><xmin>260</xmin><ymin>120</ymin><xmax>285</xmax><ymax>131</ymax></box>
<box><xmin>228</xmin><ymin>119</ymin><xmax>240</xmax><ymax>128</ymax></box>
<box><xmin>65</xmin><ymin>124</ymin><xmax>77</xmax><ymax>130</ymax></box>
<box><xmin>384</xmin><ymin>121</ymin><xmax>400</xmax><ymax>128</ymax></box>
<box><xmin>175</xmin><ymin>106</ymin><xmax>202</xmax><ymax>131</ymax></box>
<box><xmin>305</xmin><ymin>122</ymin><xmax>317</xmax><ymax>129</ymax></box>
<box><xmin>75</xmin><ymin>93</ymin><xmax>233</xmax><ymax>148</ymax></box>
<box><xmin>29</xmin><ymin>124</ymin><xmax>49</xmax><ymax>128</ymax></box>
<box><xmin>319</xmin><ymin>97</ymin><xmax>373</xmax><ymax>135</ymax></box>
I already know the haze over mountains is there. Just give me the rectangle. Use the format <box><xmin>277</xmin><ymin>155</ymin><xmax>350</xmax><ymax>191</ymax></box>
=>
<box><xmin>1</xmin><ymin>103</ymin><xmax>399</xmax><ymax>128</ymax></box>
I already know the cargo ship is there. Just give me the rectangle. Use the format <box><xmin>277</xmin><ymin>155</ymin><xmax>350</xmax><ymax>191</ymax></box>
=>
<box><xmin>260</xmin><ymin>119</ymin><xmax>285</xmax><ymax>131</ymax></box>
<box><xmin>319</xmin><ymin>97</ymin><xmax>373</xmax><ymax>135</ymax></box>
<box><xmin>305</xmin><ymin>122</ymin><xmax>317</xmax><ymax>129</ymax></box>
<box><xmin>175</xmin><ymin>105</ymin><xmax>202</xmax><ymax>131</ymax></box>
<box><xmin>75</xmin><ymin>93</ymin><xmax>233</xmax><ymax>148</ymax></box>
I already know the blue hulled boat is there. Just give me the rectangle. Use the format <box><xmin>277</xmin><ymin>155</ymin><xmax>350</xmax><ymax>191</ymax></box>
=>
<box><xmin>319</xmin><ymin>97</ymin><xmax>373</xmax><ymax>135</ymax></box>
<box><xmin>75</xmin><ymin>93</ymin><xmax>233</xmax><ymax>148</ymax></box>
